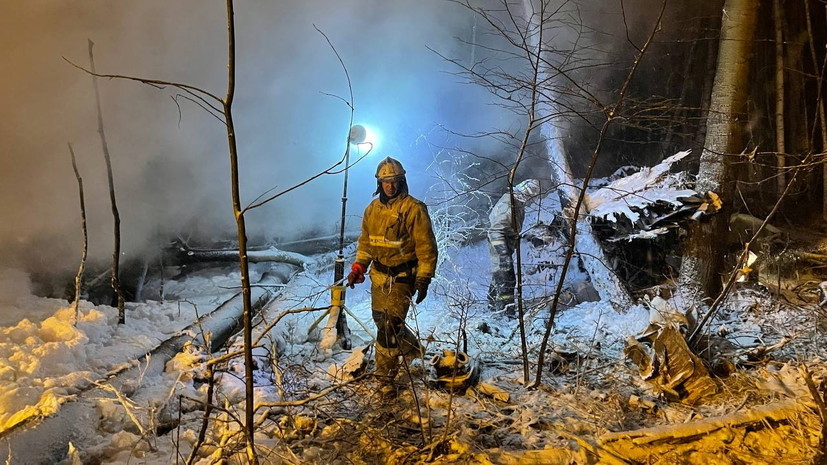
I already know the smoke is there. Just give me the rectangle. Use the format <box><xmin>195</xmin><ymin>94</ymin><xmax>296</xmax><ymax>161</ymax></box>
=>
<box><xmin>0</xmin><ymin>0</ymin><xmax>503</xmax><ymax>277</ymax></box>
<box><xmin>0</xmin><ymin>0</ymin><xmax>708</xmax><ymax>285</ymax></box>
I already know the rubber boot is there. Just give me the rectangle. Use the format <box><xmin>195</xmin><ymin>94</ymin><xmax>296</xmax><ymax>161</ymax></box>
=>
<box><xmin>374</xmin><ymin>344</ymin><xmax>400</xmax><ymax>399</ymax></box>
<box><xmin>375</xmin><ymin>344</ymin><xmax>401</xmax><ymax>376</ymax></box>
<box><xmin>397</xmin><ymin>326</ymin><xmax>424</xmax><ymax>359</ymax></box>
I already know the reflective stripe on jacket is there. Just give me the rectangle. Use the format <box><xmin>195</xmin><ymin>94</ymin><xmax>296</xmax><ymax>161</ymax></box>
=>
<box><xmin>355</xmin><ymin>193</ymin><xmax>438</xmax><ymax>278</ymax></box>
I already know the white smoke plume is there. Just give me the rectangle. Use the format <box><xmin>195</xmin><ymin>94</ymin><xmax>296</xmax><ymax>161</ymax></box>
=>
<box><xmin>0</xmin><ymin>0</ymin><xmax>501</xmax><ymax>275</ymax></box>
<box><xmin>0</xmin><ymin>0</ymin><xmax>705</xmax><ymax>285</ymax></box>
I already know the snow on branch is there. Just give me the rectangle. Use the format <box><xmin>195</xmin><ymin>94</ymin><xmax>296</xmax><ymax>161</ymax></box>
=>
<box><xmin>586</xmin><ymin>150</ymin><xmax>696</xmax><ymax>224</ymax></box>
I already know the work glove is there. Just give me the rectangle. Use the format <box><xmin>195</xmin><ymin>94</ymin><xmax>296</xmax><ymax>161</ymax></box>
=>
<box><xmin>346</xmin><ymin>263</ymin><xmax>366</xmax><ymax>288</ymax></box>
<box><xmin>414</xmin><ymin>277</ymin><xmax>431</xmax><ymax>304</ymax></box>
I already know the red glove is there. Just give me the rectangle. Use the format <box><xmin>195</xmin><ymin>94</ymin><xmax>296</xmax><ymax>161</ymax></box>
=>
<box><xmin>346</xmin><ymin>263</ymin><xmax>367</xmax><ymax>288</ymax></box>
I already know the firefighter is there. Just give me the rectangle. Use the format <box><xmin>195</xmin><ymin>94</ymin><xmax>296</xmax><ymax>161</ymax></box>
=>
<box><xmin>487</xmin><ymin>179</ymin><xmax>540</xmax><ymax>316</ymax></box>
<box><xmin>346</xmin><ymin>157</ymin><xmax>438</xmax><ymax>395</ymax></box>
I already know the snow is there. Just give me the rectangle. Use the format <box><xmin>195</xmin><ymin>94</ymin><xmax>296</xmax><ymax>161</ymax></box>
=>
<box><xmin>0</xmin><ymin>218</ymin><xmax>821</xmax><ymax>463</ymax></box>
<box><xmin>587</xmin><ymin>150</ymin><xmax>696</xmax><ymax>224</ymax></box>
<box><xmin>0</xmin><ymin>265</ymin><xmax>255</xmax><ymax>461</ymax></box>
<box><xmin>0</xmin><ymin>224</ymin><xmax>657</xmax><ymax>463</ymax></box>
<box><xmin>0</xmin><ymin>301</ymin><xmax>173</xmax><ymax>432</ymax></box>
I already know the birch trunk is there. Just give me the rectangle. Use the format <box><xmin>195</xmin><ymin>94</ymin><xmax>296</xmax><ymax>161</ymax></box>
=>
<box><xmin>679</xmin><ymin>0</ymin><xmax>758</xmax><ymax>302</ymax></box>
<box><xmin>68</xmin><ymin>143</ymin><xmax>87</xmax><ymax>322</ymax></box>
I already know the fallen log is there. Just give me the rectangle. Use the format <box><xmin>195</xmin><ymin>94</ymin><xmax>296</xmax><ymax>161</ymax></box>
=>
<box><xmin>472</xmin><ymin>447</ymin><xmax>588</xmax><ymax>465</ymax></box>
<box><xmin>600</xmin><ymin>398</ymin><xmax>819</xmax><ymax>463</ymax></box>
<box><xmin>602</xmin><ymin>399</ymin><xmax>808</xmax><ymax>445</ymax></box>
<box><xmin>274</xmin><ymin>231</ymin><xmax>359</xmax><ymax>255</ymax></box>
<box><xmin>797</xmin><ymin>251</ymin><xmax>827</xmax><ymax>266</ymax></box>
<box><xmin>174</xmin><ymin>242</ymin><xmax>313</xmax><ymax>269</ymax></box>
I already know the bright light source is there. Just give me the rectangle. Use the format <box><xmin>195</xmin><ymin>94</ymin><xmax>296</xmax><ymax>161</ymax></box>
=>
<box><xmin>348</xmin><ymin>125</ymin><xmax>366</xmax><ymax>144</ymax></box>
<box><xmin>353</xmin><ymin>124</ymin><xmax>380</xmax><ymax>152</ymax></box>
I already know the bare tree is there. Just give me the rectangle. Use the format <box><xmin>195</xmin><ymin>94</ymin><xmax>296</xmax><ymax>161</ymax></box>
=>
<box><xmin>68</xmin><ymin>143</ymin><xmax>88</xmax><ymax>323</ymax></box>
<box><xmin>66</xmin><ymin>2</ymin><xmax>259</xmax><ymax>459</ymax></box>
<box><xmin>527</xmin><ymin>0</ymin><xmax>666</xmax><ymax>387</ymax></box>
<box><xmin>66</xmin><ymin>2</ymin><xmax>369</xmax><ymax>460</ymax></box>
<box><xmin>87</xmin><ymin>40</ymin><xmax>125</xmax><ymax>322</ymax></box>
<box><xmin>445</xmin><ymin>0</ymin><xmax>634</xmax><ymax>384</ymax></box>
<box><xmin>505</xmin><ymin>0</ymin><xmax>546</xmax><ymax>382</ymax></box>
<box><xmin>219</xmin><ymin>4</ymin><xmax>258</xmax><ymax>461</ymax></box>
<box><xmin>804</xmin><ymin>1</ymin><xmax>827</xmax><ymax>221</ymax></box>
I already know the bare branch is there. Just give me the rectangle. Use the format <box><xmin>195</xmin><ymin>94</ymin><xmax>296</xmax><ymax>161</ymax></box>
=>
<box><xmin>63</xmin><ymin>56</ymin><xmax>224</xmax><ymax>104</ymax></box>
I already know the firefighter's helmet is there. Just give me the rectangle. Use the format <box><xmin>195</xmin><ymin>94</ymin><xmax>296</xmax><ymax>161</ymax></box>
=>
<box><xmin>375</xmin><ymin>157</ymin><xmax>407</xmax><ymax>180</ymax></box>
<box><xmin>427</xmin><ymin>349</ymin><xmax>480</xmax><ymax>392</ymax></box>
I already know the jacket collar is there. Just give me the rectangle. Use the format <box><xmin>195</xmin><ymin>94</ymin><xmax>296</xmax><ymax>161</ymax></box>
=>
<box><xmin>381</xmin><ymin>191</ymin><xmax>408</xmax><ymax>206</ymax></box>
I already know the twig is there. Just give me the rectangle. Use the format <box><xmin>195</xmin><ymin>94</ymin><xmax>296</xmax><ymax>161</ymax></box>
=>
<box><xmin>207</xmin><ymin>306</ymin><xmax>328</xmax><ymax>367</ymax></box>
<box><xmin>186</xmin><ymin>368</ymin><xmax>216</xmax><ymax>465</ymax></box>
<box><xmin>63</xmin><ymin>57</ymin><xmax>224</xmax><ymax>104</ymax></box>
<box><xmin>253</xmin><ymin>374</ymin><xmax>368</xmax><ymax>414</ymax></box>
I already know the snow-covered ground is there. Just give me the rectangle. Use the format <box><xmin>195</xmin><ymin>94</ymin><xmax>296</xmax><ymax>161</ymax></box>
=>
<box><xmin>0</xmin><ymin>219</ymin><xmax>659</xmax><ymax>464</ymax></box>
<box><xmin>0</xmin><ymin>266</ymin><xmax>227</xmax><ymax>433</ymax></box>
<box><xmin>0</xmin><ymin>187</ymin><xmax>823</xmax><ymax>464</ymax></box>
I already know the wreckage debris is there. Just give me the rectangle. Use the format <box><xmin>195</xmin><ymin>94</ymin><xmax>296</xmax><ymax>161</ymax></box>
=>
<box><xmin>475</xmin><ymin>382</ymin><xmax>510</xmax><ymax>403</ymax></box>
<box><xmin>600</xmin><ymin>365</ymin><xmax>823</xmax><ymax>464</ymax></box>
<box><xmin>625</xmin><ymin>297</ymin><xmax>717</xmax><ymax>404</ymax></box>
<box><xmin>584</xmin><ymin>150</ymin><xmax>726</xmax><ymax>290</ymax></box>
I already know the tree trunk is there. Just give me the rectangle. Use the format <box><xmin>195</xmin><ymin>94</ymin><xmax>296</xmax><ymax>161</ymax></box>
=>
<box><xmin>522</xmin><ymin>0</ymin><xmax>632</xmax><ymax>309</ymax></box>
<box><xmin>68</xmin><ymin>143</ymin><xmax>87</xmax><ymax>323</ymax></box>
<box><xmin>542</xmin><ymin>128</ymin><xmax>633</xmax><ymax>308</ymax></box>
<box><xmin>773</xmin><ymin>0</ymin><xmax>786</xmax><ymax>197</ymax></box>
<box><xmin>679</xmin><ymin>0</ymin><xmax>759</xmax><ymax>302</ymax></box>
<box><xmin>88</xmin><ymin>40</ymin><xmax>125</xmax><ymax>323</ymax></box>
<box><xmin>222</xmin><ymin>2</ymin><xmax>257</xmax><ymax>463</ymax></box>
<box><xmin>804</xmin><ymin>0</ymin><xmax>827</xmax><ymax>221</ymax></box>
<box><xmin>174</xmin><ymin>243</ymin><xmax>312</xmax><ymax>268</ymax></box>
<box><xmin>525</xmin><ymin>0</ymin><xmax>669</xmax><ymax>388</ymax></box>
